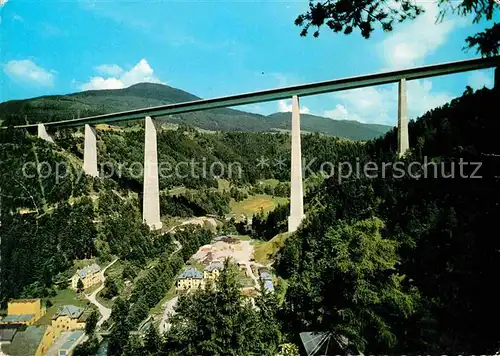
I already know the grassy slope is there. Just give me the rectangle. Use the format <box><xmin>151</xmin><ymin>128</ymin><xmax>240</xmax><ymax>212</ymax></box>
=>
<box><xmin>230</xmin><ymin>194</ymin><xmax>288</xmax><ymax>217</ymax></box>
<box><xmin>253</xmin><ymin>233</ymin><xmax>291</xmax><ymax>265</ymax></box>
<box><xmin>35</xmin><ymin>289</ymin><xmax>89</xmax><ymax>326</ymax></box>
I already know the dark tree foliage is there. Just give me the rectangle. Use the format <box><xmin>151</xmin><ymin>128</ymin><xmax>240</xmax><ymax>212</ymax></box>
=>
<box><xmin>102</xmin><ymin>278</ymin><xmax>119</xmax><ymax>299</ymax></box>
<box><xmin>160</xmin><ymin>189</ymin><xmax>231</xmax><ymax>218</ymax></box>
<box><xmin>76</xmin><ymin>279</ymin><xmax>84</xmax><ymax>292</ymax></box>
<box><xmin>465</xmin><ymin>22</ymin><xmax>500</xmax><ymax>56</ymax></box>
<box><xmin>98</xmin><ymin>127</ymin><xmax>362</xmax><ymax>190</ymax></box>
<box><xmin>108</xmin><ymin>297</ymin><xmax>131</xmax><ymax>356</ymax></box>
<box><xmin>248</xmin><ymin>204</ymin><xmax>290</xmax><ymax>240</ymax></box>
<box><xmin>295</xmin><ymin>0</ymin><xmax>422</xmax><ymax>38</ymax></box>
<box><xmin>0</xmin><ymin>198</ymin><xmax>97</xmax><ymax>304</ymax></box>
<box><xmin>73</xmin><ymin>336</ymin><xmax>100</xmax><ymax>356</ymax></box>
<box><xmin>296</xmin><ymin>0</ymin><xmax>499</xmax><ymax>56</ymax></box>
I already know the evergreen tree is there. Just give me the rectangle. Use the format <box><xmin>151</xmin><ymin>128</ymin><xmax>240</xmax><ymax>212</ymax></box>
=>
<box><xmin>76</xmin><ymin>279</ymin><xmax>84</xmax><ymax>293</ymax></box>
<box><xmin>107</xmin><ymin>297</ymin><xmax>131</xmax><ymax>356</ymax></box>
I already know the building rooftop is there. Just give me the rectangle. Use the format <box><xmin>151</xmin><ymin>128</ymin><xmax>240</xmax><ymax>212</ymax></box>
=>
<box><xmin>264</xmin><ymin>280</ymin><xmax>274</xmax><ymax>292</ymax></box>
<box><xmin>46</xmin><ymin>330</ymin><xmax>85</xmax><ymax>356</ymax></box>
<box><xmin>299</xmin><ymin>331</ymin><xmax>353</xmax><ymax>356</ymax></box>
<box><xmin>52</xmin><ymin>305</ymin><xmax>84</xmax><ymax>320</ymax></box>
<box><xmin>204</xmin><ymin>262</ymin><xmax>224</xmax><ymax>272</ymax></box>
<box><xmin>0</xmin><ymin>324</ymin><xmax>22</xmax><ymax>342</ymax></box>
<box><xmin>60</xmin><ymin>330</ymin><xmax>85</xmax><ymax>351</ymax></box>
<box><xmin>0</xmin><ymin>314</ymin><xmax>35</xmax><ymax>323</ymax></box>
<box><xmin>260</xmin><ymin>271</ymin><xmax>272</xmax><ymax>281</ymax></box>
<box><xmin>76</xmin><ymin>263</ymin><xmax>101</xmax><ymax>279</ymax></box>
<box><xmin>178</xmin><ymin>267</ymin><xmax>203</xmax><ymax>279</ymax></box>
<box><xmin>1</xmin><ymin>325</ymin><xmax>47</xmax><ymax>356</ymax></box>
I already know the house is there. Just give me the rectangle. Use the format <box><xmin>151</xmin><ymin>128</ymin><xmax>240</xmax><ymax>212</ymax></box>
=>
<box><xmin>51</xmin><ymin>305</ymin><xmax>86</xmax><ymax>333</ymax></box>
<box><xmin>176</xmin><ymin>267</ymin><xmax>204</xmax><ymax>292</ymax></box>
<box><xmin>71</xmin><ymin>263</ymin><xmax>102</xmax><ymax>290</ymax></box>
<box><xmin>36</xmin><ymin>305</ymin><xmax>86</xmax><ymax>355</ymax></box>
<box><xmin>203</xmin><ymin>262</ymin><xmax>224</xmax><ymax>280</ymax></box>
<box><xmin>0</xmin><ymin>299</ymin><xmax>46</xmax><ymax>326</ymax></box>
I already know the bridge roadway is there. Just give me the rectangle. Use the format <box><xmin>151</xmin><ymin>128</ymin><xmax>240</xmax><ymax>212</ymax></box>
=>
<box><xmin>12</xmin><ymin>56</ymin><xmax>500</xmax><ymax>129</ymax></box>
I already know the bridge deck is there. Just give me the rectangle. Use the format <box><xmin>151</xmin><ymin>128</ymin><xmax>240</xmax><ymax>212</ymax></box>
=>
<box><xmin>13</xmin><ymin>56</ymin><xmax>500</xmax><ymax>129</ymax></box>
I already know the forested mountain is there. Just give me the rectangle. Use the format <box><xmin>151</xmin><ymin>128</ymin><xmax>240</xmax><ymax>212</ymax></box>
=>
<box><xmin>0</xmin><ymin>83</ymin><xmax>390</xmax><ymax>140</ymax></box>
<box><xmin>2</xmin><ymin>84</ymin><xmax>499</xmax><ymax>355</ymax></box>
<box><xmin>276</xmin><ymin>86</ymin><xmax>500</xmax><ymax>354</ymax></box>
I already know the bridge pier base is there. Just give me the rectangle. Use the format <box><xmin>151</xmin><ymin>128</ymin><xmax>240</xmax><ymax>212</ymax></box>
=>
<box><xmin>143</xmin><ymin>116</ymin><xmax>162</xmax><ymax>231</ymax></box>
<box><xmin>288</xmin><ymin>95</ymin><xmax>305</xmax><ymax>233</ymax></box>
<box><xmin>397</xmin><ymin>78</ymin><xmax>409</xmax><ymax>157</ymax></box>
<box><xmin>83</xmin><ymin>124</ymin><xmax>99</xmax><ymax>177</ymax></box>
<box><xmin>37</xmin><ymin>124</ymin><xmax>54</xmax><ymax>143</ymax></box>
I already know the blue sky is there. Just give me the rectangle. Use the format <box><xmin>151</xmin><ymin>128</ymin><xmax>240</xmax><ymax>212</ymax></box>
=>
<box><xmin>1</xmin><ymin>0</ymin><xmax>497</xmax><ymax>125</ymax></box>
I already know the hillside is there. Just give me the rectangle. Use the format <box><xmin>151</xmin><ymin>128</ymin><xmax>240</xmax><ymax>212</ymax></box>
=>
<box><xmin>276</xmin><ymin>87</ymin><xmax>500</xmax><ymax>354</ymax></box>
<box><xmin>0</xmin><ymin>83</ymin><xmax>391</xmax><ymax>140</ymax></box>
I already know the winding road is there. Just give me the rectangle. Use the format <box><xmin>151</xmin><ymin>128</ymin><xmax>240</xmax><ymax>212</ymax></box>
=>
<box><xmin>85</xmin><ymin>258</ymin><xmax>118</xmax><ymax>328</ymax></box>
<box><xmin>245</xmin><ymin>263</ymin><xmax>260</xmax><ymax>290</ymax></box>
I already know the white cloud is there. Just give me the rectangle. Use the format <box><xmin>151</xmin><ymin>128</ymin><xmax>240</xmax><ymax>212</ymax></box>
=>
<box><xmin>3</xmin><ymin>59</ymin><xmax>55</xmax><ymax>86</ymax></box>
<box><xmin>81</xmin><ymin>77</ymin><xmax>125</xmax><ymax>90</ymax></box>
<box><xmin>95</xmin><ymin>64</ymin><xmax>123</xmax><ymax>76</ymax></box>
<box><xmin>381</xmin><ymin>3</ymin><xmax>459</xmax><ymax>69</ymax></box>
<box><xmin>278</xmin><ymin>99</ymin><xmax>310</xmax><ymax>114</ymax></box>
<box><xmin>80</xmin><ymin>59</ymin><xmax>164</xmax><ymax>90</ymax></box>
<box><xmin>0</xmin><ymin>0</ymin><xmax>8</xmax><ymax>7</ymax></box>
<box><xmin>324</xmin><ymin>104</ymin><xmax>362</xmax><ymax>122</ymax></box>
<box><xmin>468</xmin><ymin>70</ymin><xmax>494</xmax><ymax>90</ymax></box>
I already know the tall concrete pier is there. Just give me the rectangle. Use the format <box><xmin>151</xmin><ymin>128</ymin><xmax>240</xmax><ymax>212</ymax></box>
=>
<box><xmin>143</xmin><ymin>116</ymin><xmax>162</xmax><ymax>230</ymax></box>
<box><xmin>288</xmin><ymin>95</ymin><xmax>305</xmax><ymax>233</ymax></box>
<box><xmin>397</xmin><ymin>78</ymin><xmax>409</xmax><ymax>156</ymax></box>
<box><xmin>37</xmin><ymin>124</ymin><xmax>54</xmax><ymax>143</ymax></box>
<box><xmin>83</xmin><ymin>124</ymin><xmax>99</xmax><ymax>177</ymax></box>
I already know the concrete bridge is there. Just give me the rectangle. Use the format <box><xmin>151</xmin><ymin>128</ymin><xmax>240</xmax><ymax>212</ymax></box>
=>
<box><xmin>9</xmin><ymin>56</ymin><xmax>500</xmax><ymax>232</ymax></box>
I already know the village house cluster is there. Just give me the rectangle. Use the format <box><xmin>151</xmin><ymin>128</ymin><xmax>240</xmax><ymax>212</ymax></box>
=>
<box><xmin>176</xmin><ymin>261</ymin><xmax>225</xmax><ymax>292</ymax></box>
<box><xmin>0</xmin><ymin>298</ymin><xmax>88</xmax><ymax>356</ymax></box>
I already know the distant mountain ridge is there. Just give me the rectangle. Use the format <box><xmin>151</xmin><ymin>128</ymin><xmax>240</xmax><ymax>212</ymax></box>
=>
<box><xmin>0</xmin><ymin>83</ymin><xmax>391</xmax><ymax>140</ymax></box>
